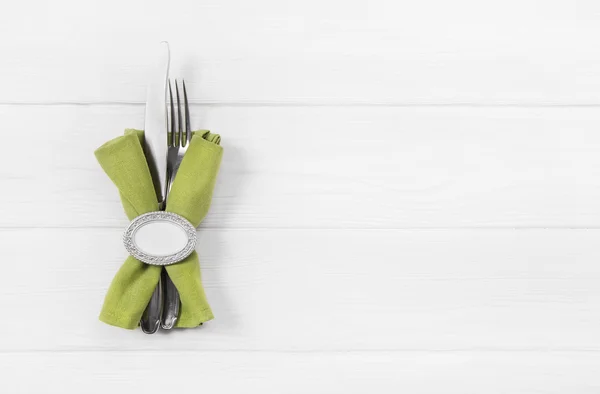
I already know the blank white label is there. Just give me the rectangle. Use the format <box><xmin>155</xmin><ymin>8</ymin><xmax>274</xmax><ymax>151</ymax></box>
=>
<box><xmin>133</xmin><ymin>221</ymin><xmax>189</xmax><ymax>257</ymax></box>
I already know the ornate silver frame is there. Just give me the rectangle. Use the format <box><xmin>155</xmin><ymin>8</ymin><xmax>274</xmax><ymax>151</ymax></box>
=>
<box><xmin>123</xmin><ymin>211</ymin><xmax>197</xmax><ymax>266</ymax></box>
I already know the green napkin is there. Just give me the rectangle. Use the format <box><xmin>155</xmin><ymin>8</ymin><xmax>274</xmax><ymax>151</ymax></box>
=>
<box><xmin>95</xmin><ymin>129</ymin><xmax>223</xmax><ymax>329</ymax></box>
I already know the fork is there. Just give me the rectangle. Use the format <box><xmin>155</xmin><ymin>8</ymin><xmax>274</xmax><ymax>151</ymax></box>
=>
<box><xmin>160</xmin><ymin>79</ymin><xmax>191</xmax><ymax>329</ymax></box>
<box><xmin>170</xmin><ymin>79</ymin><xmax>192</xmax><ymax>182</ymax></box>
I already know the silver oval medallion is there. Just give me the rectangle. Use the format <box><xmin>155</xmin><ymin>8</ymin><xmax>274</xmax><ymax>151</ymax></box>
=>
<box><xmin>123</xmin><ymin>211</ymin><xmax>197</xmax><ymax>266</ymax></box>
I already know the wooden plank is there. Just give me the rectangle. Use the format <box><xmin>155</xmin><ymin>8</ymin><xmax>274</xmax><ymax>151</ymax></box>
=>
<box><xmin>2</xmin><ymin>351</ymin><xmax>599</xmax><ymax>393</ymax></box>
<box><xmin>2</xmin><ymin>105</ymin><xmax>600</xmax><ymax>228</ymax></box>
<box><xmin>0</xmin><ymin>228</ymin><xmax>598</xmax><ymax>351</ymax></box>
<box><xmin>0</xmin><ymin>0</ymin><xmax>599</xmax><ymax>104</ymax></box>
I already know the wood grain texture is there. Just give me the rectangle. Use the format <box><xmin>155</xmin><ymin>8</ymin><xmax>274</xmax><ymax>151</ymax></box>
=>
<box><xmin>0</xmin><ymin>228</ymin><xmax>598</xmax><ymax>351</ymax></box>
<box><xmin>2</xmin><ymin>105</ymin><xmax>600</xmax><ymax>229</ymax></box>
<box><xmin>2</xmin><ymin>352</ymin><xmax>600</xmax><ymax>394</ymax></box>
<box><xmin>1</xmin><ymin>0</ymin><xmax>598</xmax><ymax>390</ymax></box>
<box><xmin>0</xmin><ymin>0</ymin><xmax>599</xmax><ymax>104</ymax></box>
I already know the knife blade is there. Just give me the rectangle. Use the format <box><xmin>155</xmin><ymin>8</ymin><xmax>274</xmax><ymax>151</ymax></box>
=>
<box><xmin>143</xmin><ymin>41</ymin><xmax>170</xmax><ymax>208</ymax></box>
<box><xmin>140</xmin><ymin>42</ymin><xmax>170</xmax><ymax>334</ymax></box>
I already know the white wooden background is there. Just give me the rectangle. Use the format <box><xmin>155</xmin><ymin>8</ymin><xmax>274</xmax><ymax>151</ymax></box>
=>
<box><xmin>1</xmin><ymin>0</ymin><xmax>599</xmax><ymax>392</ymax></box>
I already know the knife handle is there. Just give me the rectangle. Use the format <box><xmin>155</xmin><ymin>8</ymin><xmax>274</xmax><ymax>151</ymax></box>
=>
<box><xmin>140</xmin><ymin>276</ymin><xmax>163</xmax><ymax>334</ymax></box>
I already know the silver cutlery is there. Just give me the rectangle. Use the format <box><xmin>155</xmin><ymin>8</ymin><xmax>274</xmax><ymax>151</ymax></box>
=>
<box><xmin>140</xmin><ymin>42</ymin><xmax>170</xmax><ymax>334</ymax></box>
<box><xmin>160</xmin><ymin>79</ymin><xmax>191</xmax><ymax>329</ymax></box>
<box><xmin>139</xmin><ymin>43</ymin><xmax>194</xmax><ymax>333</ymax></box>
<box><xmin>170</xmin><ymin>80</ymin><xmax>192</xmax><ymax>183</ymax></box>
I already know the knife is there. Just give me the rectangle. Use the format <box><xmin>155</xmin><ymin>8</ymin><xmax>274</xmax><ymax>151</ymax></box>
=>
<box><xmin>140</xmin><ymin>42</ymin><xmax>170</xmax><ymax>334</ymax></box>
<box><xmin>143</xmin><ymin>42</ymin><xmax>170</xmax><ymax>209</ymax></box>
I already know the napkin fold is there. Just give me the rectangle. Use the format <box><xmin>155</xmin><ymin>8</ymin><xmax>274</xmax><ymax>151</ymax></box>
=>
<box><xmin>95</xmin><ymin>129</ymin><xmax>223</xmax><ymax>329</ymax></box>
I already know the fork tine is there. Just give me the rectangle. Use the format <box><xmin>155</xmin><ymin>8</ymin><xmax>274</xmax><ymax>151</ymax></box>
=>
<box><xmin>175</xmin><ymin>79</ymin><xmax>182</xmax><ymax>147</ymax></box>
<box><xmin>182</xmin><ymin>80</ymin><xmax>191</xmax><ymax>146</ymax></box>
<box><xmin>168</xmin><ymin>79</ymin><xmax>175</xmax><ymax>147</ymax></box>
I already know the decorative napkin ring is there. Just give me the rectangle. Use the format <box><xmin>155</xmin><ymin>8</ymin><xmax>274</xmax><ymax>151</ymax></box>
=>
<box><xmin>123</xmin><ymin>211</ymin><xmax>197</xmax><ymax>266</ymax></box>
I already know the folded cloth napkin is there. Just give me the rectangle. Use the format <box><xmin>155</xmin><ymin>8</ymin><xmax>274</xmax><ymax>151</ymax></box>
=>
<box><xmin>95</xmin><ymin>129</ymin><xmax>223</xmax><ymax>329</ymax></box>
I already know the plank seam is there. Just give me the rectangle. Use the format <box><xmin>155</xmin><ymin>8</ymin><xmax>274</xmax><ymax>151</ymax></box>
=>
<box><xmin>0</xmin><ymin>226</ymin><xmax>597</xmax><ymax>230</ymax></box>
<box><xmin>1</xmin><ymin>349</ymin><xmax>600</xmax><ymax>354</ymax></box>
<box><xmin>2</xmin><ymin>101</ymin><xmax>600</xmax><ymax>108</ymax></box>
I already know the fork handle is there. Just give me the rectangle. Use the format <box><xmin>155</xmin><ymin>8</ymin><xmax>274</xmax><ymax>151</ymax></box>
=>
<box><xmin>160</xmin><ymin>269</ymin><xmax>180</xmax><ymax>329</ymax></box>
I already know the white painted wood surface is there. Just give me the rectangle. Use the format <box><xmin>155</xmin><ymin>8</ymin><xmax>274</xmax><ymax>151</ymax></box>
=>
<box><xmin>4</xmin><ymin>105</ymin><xmax>600</xmax><ymax>229</ymax></box>
<box><xmin>1</xmin><ymin>0</ymin><xmax>599</xmax><ymax>392</ymax></box>
<box><xmin>3</xmin><ymin>352</ymin><xmax>600</xmax><ymax>393</ymax></box>
<box><xmin>1</xmin><ymin>0</ymin><xmax>600</xmax><ymax>105</ymax></box>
